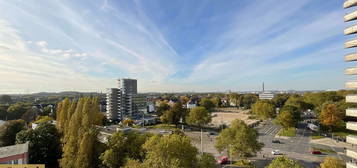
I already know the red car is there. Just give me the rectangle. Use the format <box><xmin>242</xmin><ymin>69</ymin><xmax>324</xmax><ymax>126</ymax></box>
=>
<box><xmin>217</xmin><ymin>156</ymin><xmax>229</xmax><ymax>164</ymax></box>
<box><xmin>311</xmin><ymin>150</ymin><xmax>321</xmax><ymax>154</ymax></box>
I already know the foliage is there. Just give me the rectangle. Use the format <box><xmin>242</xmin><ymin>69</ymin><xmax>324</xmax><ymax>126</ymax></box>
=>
<box><xmin>21</xmin><ymin>108</ymin><xmax>39</xmax><ymax>123</ymax></box>
<box><xmin>211</xmin><ymin>97</ymin><xmax>222</xmax><ymax>107</ymax></box>
<box><xmin>142</xmin><ymin>134</ymin><xmax>198</xmax><ymax>168</ymax></box>
<box><xmin>320</xmin><ymin>156</ymin><xmax>345</xmax><ymax>168</ymax></box>
<box><xmin>234</xmin><ymin>159</ymin><xmax>256</xmax><ymax>168</ymax></box>
<box><xmin>156</xmin><ymin>102</ymin><xmax>170</xmax><ymax>116</ymax></box>
<box><xmin>276</xmin><ymin>105</ymin><xmax>299</xmax><ymax>129</ymax></box>
<box><xmin>58</xmin><ymin>97</ymin><xmax>102</xmax><ymax>168</ymax></box>
<box><xmin>285</xmin><ymin>96</ymin><xmax>312</xmax><ymax>112</ymax></box>
<box><xmin>319</xmin><ymin>103</ymin><xmax>344</xmax><ymax>131</ymax></box>
<box><xmin>34</xmin><ymin>116</ymin><xmax>53</xmax><ymax>124</ymax></box>
<box><xmin>0</xmin><ymin>95</ymin><xmax>12</xmax><ymax>104</ymax></box>
<box><xmin>229</xmin><ymin>93</ymin><xmax>242</xmax><ymax>107</ymax></box>
<box><xmin>100</xmin><ymin>131</ymin><xmax>151</xmax><ymax>168</ymax></box>
<box><xmin>160</xmin><ymin>102</ymin><xmax>186</xmax><ymax>125</ymax></box>
<box><xmin>7</xmin><ymin>102</ymin><xmax>31</xmax><ymax>120</ymax></box>
<box><xmin>197</xmin><ymin>153</ymin><xmax>217</xmax><ymax>168</ymax></box>
<box><xmin>123</xmin><ymin>118</ymin><xmax>134</xmax><ymax>127</ymax></box>
<box><xmin>123</xmin><ymin>159</ymin><xmax>144</xmax><ymax>168</ymax></box>
<box><xmin>271</xmin><ymin>94</ymin><xmax>290</xmax><ymax>108</ymax></box>
<box><xmin>267</xmin><ymin>156</ymin><xmax>302</xmax><ymax>168</ymax></box>
<box><xmin>242</xmin><ymin>94</ymin><xmax>258</xmax><ymax>109</ymax></box>
<box><xmin>251</xmin><ymin>100</ymin><xmax>275</xmax><ymax>119</ymax></box>
<box><xmin>186</xmin><ymin>107</ymin><xmax>211</xmax><ymax>127</ymax></box>
<box><xmin>199</xmin><ymin>98</ymin><xmax>215</xmax><ymax>111</ymax></box>
<box><xmin>0</xmin><ymin>119</ymin><xmax>25</xmax><ymax>146</ymax></box>
<box><xmin>215</xmin><ymin>119</ymin><xmax>263</xmax><ymax>159</ymax></box>
<box><xmin>16</xmin><ymin>123</ymin><xmax>61</xmax><ymax>167</ymax></box>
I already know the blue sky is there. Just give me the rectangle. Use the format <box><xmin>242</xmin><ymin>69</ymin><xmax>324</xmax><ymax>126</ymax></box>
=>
<box><xmin>0</xmin><ymin>0</ymin><xmax>350</xmax><ymax>93</ymax></box>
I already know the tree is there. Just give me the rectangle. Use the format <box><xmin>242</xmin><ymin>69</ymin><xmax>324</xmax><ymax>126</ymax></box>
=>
<box><xmin>197</xmin><ymin>153</ymin><xmax>216</xmax><ymax>168</ymax></box>
<box><xmin>123</xmin><ymin>159</ymin><xmax>144</xmax><ymax>168</ymax></box>
<box><xmin>21</xmin><ymin>108</ymin><xmax>39</xmax><ymax>123</ymax></box>
<box><xmin>123</xmin><ymin>118</ymin><xmax>134</xmax><ymax>127</ymax></box>
<box><xmin>211</xmin><ymin>97</ymin><xmax>222</xmax><ymax>107</ymax></box>
<box><xmin>34</xmin><ymin>116</ymin><xmax>53</xmax><ymax>124</ymax></box>
<box><xmin>7</xmin><ymin>103</ymin><xmax>30</xmax><ymax>120</ymax></box>
<box><xmin>272</xmin><ymin>94</ymin><xmax>290</xmax><ymax>108</ymax></box>
<box><xmin>199</xmin><ymin>98</ymin><xmax>215</xmax><ymax>111</ymax></box>
<box><xmin>242</xmin><ymin>94</ymin><xmax>258</xmax><ymax>109</ymax></box>
<box><xmin>0</xmin><ymin>120</ymin><xmax>25</xmax><ymax>146</ymax></box>
<box><xmin>215</xmin><ymin>119</ymin><xmax>262</xmax><ymax>160</ymax></box>
<box><xmin>160</xmin><ymin>102</ymin><xmax>186</xmax><ymax>126</ymax></box>
<box><xmin>16</xmin><ymin>123</ymin><xmax>61</xmax><ymax>167</ymax></box>
<box><xmin>319</xmin><ymin>103</ymin><xmax>344</xmax><ymax>132</ymax></box>
<box><xmin>276</xmin><ymin>108</ymin><xmax>295</xmax><ymax>129</ymax></box>
<box><xmin>285</xmin><ymin>96</ymin><xmax>312</xmax><ymax>112</ymax></box>
<box><xmin>229</xmin><ymin>93</ymin><xmax>242</xmax><ymax>107</ymax></box>
<box><xmin>156</xmin><ymin>102</ymin><xmax>170</xmax><ymax>116</ymax></box>
<box><xmin>251</xmin><ymin>100</ymin><xmax>275</xmax><ymax>119</ymax></box>
<box><xmin>320</xmin><ymin>156</ymin><xmax>345</xmax><ymax>168</ymax></box>
<box><xmin>267</xmin><ymin>156</ymin><xmax>302</xmax><ymax>168</ymax></box>
<box><xmin>100</xmin><ymin>131</ymin><xmax>150</xmax><ymax>168</ymax></box>
<box><xmin>186</xmin><ymin>106</ymin><xmax>212</xmax><ymax>154</ymax></box>
<box><xmin>0</xmin><ymin>95</ymin><xmax>12</xmax><ymax>104</ymax></box>
<box><xmin>142</xmin><ymin>134</ymin><xmax>198</xmax><ymax>168</ymax></box>
<box><xmin>0</xmin><ymin>105</ymin><xmax>7</xmax><ymax>120</ymax></box>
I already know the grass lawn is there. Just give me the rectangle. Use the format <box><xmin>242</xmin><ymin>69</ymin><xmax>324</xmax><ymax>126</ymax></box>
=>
<box><xmin>146</xmin><ymin>124</ymin><xmax>176</xmax><ymax>129</ymax></box>
<box><xmin>311</xmin><ymin>133</ymin><xmax>324</xmax><ymax>140</ymax></box>
<box><xmin>277</xmin><ymin>128</ymin><xmax>296</xmax><ymax>137</ymax></box>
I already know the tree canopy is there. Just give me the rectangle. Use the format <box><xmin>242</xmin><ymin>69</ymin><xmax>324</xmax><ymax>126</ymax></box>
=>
<box><xmin>199</xmin><ymin>98</ymin><xmax>215</xmax><ymax>111</ymax></box>
<box><xmin>16</xmin><ymin>123</ymin><xmax>61</xmax><ymax>167</ymax></box>
<box><xmin>160</xmin><ymin>102</ymin><xmax>186</xmax><ymax>125</ymax></box>
<box><xmin>0</xmin><ymin>119</ymin><xmax>25</xmax><ymax>147</ymax></box>
<box><xmin>319</xmin><ymin>103</ymin><xmax>344</xmax><ymax>131</ymax></box>
<box><xmin>0</xmin><ymin>95</ymin><xmax>12</xmax><ymax>104</ymax></box>
<box><xmin>251</xmin><ymin>100</ymin><xmax>275</xmax><ymax>119</ymax></box>
<box><xmin>320</xmin><ymin>157</ymin><xmax>345</xmax><ymax>168</ymax></box>
<box><xmin>186</xmin><ymin>107</ymin><xmax>211</xmax><ymax>127</ymax></box>
<box><xmin>276</xmin><ymin>105</ymin><xmax>299</xmax><ymax>129</ymax></box>
<box><xmin>215</xmin><ymin>119</ymin><xmax>262</xmax><ymax>159</ymax></box>
<box><xmin>267</xmin><ymin>156</ymin><xmax>302</xmax><ymax>168</ymax></box>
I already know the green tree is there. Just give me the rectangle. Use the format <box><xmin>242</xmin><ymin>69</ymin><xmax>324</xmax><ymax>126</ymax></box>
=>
<box><xmin>272</xmin><ymin>94</ymin><xmax>290</xmax><ymax>108</ymax></box>
<box><xmin>21</xmin><ymin>108</ymin><xmax>39</xmax><ymax>123</ymax></box>
<box><xmin>142</xmin><ymin>134</ymin><xmax>198</xmax><ymax>168</ymax></box>
<box><xmin>7</xmin><ymin>103</ymin><xmax>30</xmax><ymax>120</ymax></box>
<box><xmin>197</xmin><ymin>153</ymin><xmax>216</xmax><ymax>168</ymax></box>
<box><xmin>211</xmin><ymin>97</ymin><xmax>222</xmax><ymax>108</ymax></box>
<box><xmin>156</xmin><ymin>102</ymin><xmax>170</xmax><ymax>116</ymax></box>
<box><xmin>160</xmin><ymin>102</ymin><xmax>186</xmax><ymax>126</ymax></box>
<box><xmin>200</xmin><ymin>98</ymin><xmax>215</xmax><ymax>111</ymax></box>
<box><xmin>242</xmin><ymin>94</ymin><xmax>258</xmax><ymax>109</ymax></box>
<box><xmin>0</xmin><ymin>120</ymin><xmax>25</xmax><ymax>146</ymax></box>
<box><xmin>33</xmin><ymin>116</ymin><xmax>53</xmax><ymax>124</ymax></box>
<box><xmin>100</xmin><ymin>131</ymin><xmax>150</xmax><ymax>168</ymax></box>
<box><xmin>16</xmin><ymin>123</ymin><xmax>61</xmax><ymax>167</ymax></box>
<box><xmin>215</xmin><ymin>119</ymin><xmax>262</xmax><ymax>160</ymax></box>
<box><xmin>186</xmin><ymin>107</ymin><xmax>211</xmax><ymax>127</ymax></box>
<box><xmin>0</xmin><ymin>95</ymin><xmax>12</xmax><ymax>104</ymax></box>
<box><xmin>251</xmin><ymin>100</ymin><xmax>275</xmax><ymax>119</ymax></box>
<box><xmin>229</xmin><ymin>93</ymin><xmax>242</xmax><ymax>107</ymax></box>
<box><xmin>319</xmin><ymin>103</ymin><xmax>344</xmax><ymax>132</ymax></box>
<box><xmin>123</xmin><ymin>159</ymin><xmax>144</xmax><ymax>168</ymax></box>
<box><xmin>285</xmin><ymin>96</ymin><xmax>312</xmax><ymax>112</ymax></box>
<box><xmin>276</xmin><ymin>108</ymin><xmax>295</xmax><ymax>129</ymax></box>
<box><xmin>266</xmin><ymin>156</ymin><xmax>302</xmax><ymax>168</ymax></box>
<box><xmin>0</xmin><ymin>105</ymin><xmax>7</xmax><ymax>120</ymax></box>
<box><xmin>320</xmin><ymin>156</ymin><xmax>345</xmax><ymax>168</ymax></box>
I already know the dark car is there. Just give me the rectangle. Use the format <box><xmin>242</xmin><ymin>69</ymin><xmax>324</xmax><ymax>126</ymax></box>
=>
<box><xmin>272</xmin><ymin>140</ymin><xmax>280</xmax><ymax>144</ymax></box>
<box><xmin>217</xmin><ymin>156</ymin><xmax>229</xmax><ymax>164</ymax></box>
<box><xmin>311</xmin><ymin>150</ymin><xmax>321</xmax><ymax>155</ymax></box>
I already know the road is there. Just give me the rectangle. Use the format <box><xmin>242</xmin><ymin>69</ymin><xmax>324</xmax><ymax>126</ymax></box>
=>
<box><xmin>254</xmin><ymin>119</ymin><xmax>347</xmax><ymax>168</ymax></box>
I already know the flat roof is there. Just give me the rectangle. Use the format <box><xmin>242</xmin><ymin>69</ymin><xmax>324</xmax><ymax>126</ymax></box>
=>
<box><xmin>0</xmin><ymin>142</ymin><xmax>28</xmax><ymax>158</ymax></box>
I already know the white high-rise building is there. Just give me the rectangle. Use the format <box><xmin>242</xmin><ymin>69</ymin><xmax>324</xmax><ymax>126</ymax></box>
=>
<box><xmin>106</xmin><ymin>79</ymin><xmax>147</xmax><ymax>122</ymax></box>
<box><xmin>344</xmin><ymin>1</ymin><xmax>357</xmax><ymax>167</ymax></box>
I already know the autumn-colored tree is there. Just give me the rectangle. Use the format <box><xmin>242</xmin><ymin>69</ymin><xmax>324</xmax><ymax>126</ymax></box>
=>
<box><xmin>123</xmin><ymin>118</ymin><xmax>134</xmax><ymax>127</ymax></box>
<box><xmin>320</xmin><ymin>156</ymin><xmax>345</xmax><ymax>168</ymax></box>
<box><xmin>251</xmin><ymin>100</ymin><xmax>275</xmax><ymax>119</ymax></box>
<box><xmin>319</xmin><ymin>103</ymin><xmax>344</xmax><ymax>132</ymax></box>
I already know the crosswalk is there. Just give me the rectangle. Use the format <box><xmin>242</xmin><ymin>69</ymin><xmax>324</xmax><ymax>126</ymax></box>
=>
<box><xmin>258</xmin><ymin>124</ymin><xmax>280</xmax><ymax>136</ymax></box>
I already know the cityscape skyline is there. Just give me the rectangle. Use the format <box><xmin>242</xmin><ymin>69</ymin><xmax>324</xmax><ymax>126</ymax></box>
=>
<box><xmin>0</xmin><ymin>0</ymin><xmax>347</xmax><ymax>94</ymax></box>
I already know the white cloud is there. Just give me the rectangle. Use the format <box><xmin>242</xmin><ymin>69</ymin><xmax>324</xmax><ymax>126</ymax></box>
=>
<box><xmin>36</xmin><ymin>41</ymin><xmax>48</xmax><ymax>47</ymax></box>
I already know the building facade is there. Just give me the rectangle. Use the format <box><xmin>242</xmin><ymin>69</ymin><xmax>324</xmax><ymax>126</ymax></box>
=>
<box><xmin>106</xmin><ymin>79</ymin><xmax>147</xmax><ymax>122</ymax></box>
<box><xmin>0</xmin><ymin>142</ymin><xmax>29</xmax><ymax>164</ymax></box>
<box><xmin>344</xmin><ymin>1</ymin><xmax>357</xmax><ymax>167</ymax></box>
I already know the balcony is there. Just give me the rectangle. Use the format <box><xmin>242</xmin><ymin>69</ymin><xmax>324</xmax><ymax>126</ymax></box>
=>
<box><xmin>345</xmin><ymin>39</ymin><xmax>357</xmax><ymax>48</ymax></box>
<box><xmin>345</xmin><ymin>25</ymin><xmax>357</xmax><ymax>35</ymax></box>
<box><xmin>347</xmin><ymin>162</ymin><xmax>357</xmax><ymax>168</ymax></box>
<box><xmin>347</xmin><ymin>135</ymin><xmax>357</xmax><ymax>145</ymax></box>
<box><xmin>346</xmin><ymin>82</ymin><xmax>357</xmax><ymax>89</ymax></box>
<box><xmin>346</xmin><ymin>67</ymin><xmax>357</xmax><ymax>75</ymax></box>
<box><xmin>348</xmin><ymin>149</ymin><xmax>357</xmax><ymax>160</ymax></box>
<box><xmin>345</xmin><ymin>0</ymin><xmax>357</xmax><ymax>9</ymax></box>
<box><xmin>347</xmin><ymin>108</ymin><xmax>357</xmax><ymax>117</ymax></box>
<box><xmin>347</xmin><ymin>95</ymin><xmax>357</xmax><ymax>103</ymax></box>
<box><xmin>346</xmin><ymin>53</ymin><xmax>357</xmax><ymax>62</ymax></box>
<box><xmin>345</xmin><ymin>11</ymin><xmax>357</xmax><ymax>22</ymax></box>
<box><xmin>347</xmin><ymin>122</ymin><xmax>357</xmax><ymax>131</ymax></box>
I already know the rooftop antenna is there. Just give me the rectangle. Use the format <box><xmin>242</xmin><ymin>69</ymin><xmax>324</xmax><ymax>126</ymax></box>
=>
<box><xmin>262</xmin><ymin>82</ymin><xmax>265</xmax><ymax>92</ymax></box>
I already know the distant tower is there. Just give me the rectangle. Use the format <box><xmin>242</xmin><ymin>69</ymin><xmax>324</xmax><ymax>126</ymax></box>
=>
<box><xmin>262</xmin><ymin>82</ymin><xmax>265</xmax><ymax>92</ymax></box>
<box><xmin>343</xmin><ymin>0</ymin><xmax>357</xmax><ymax>167</ymax></box>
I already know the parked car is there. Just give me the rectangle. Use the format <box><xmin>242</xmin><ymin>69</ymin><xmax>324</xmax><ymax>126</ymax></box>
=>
<box><xmin>217</xmin><ymin>156</ymin><xmax>229</xmax><ymax>164</ymax></box>
<box><xmin>310</xmin><ymin>150</ymin><xmax>321</xmax><ymax>155</ymax></box>
<box><xmin>272</xmin><ymin>140</ymin><xmax>280</xmax><ymax>144</ymax></box>
<box><xmin>271</xmin><ymin>150</ymin><xmax>281</xmax><ymax>155</ymax></box>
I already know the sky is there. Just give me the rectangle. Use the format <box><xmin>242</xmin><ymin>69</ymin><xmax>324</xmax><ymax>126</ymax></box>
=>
<box><xmin>0</xmin><ymin>0</ymin><xmax>352</xmax><ymax>93</ymax></box>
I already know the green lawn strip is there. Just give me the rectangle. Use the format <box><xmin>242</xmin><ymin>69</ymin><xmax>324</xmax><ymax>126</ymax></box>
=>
<box><xmin>277</xmin><ymin>128</ymin><xmax>296</xmax><ymax>137</ymax></box>
<box><xmin>146</xmin><ymin>124</ymin><xmax>176</xmax><ymax>129</ymax></box>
